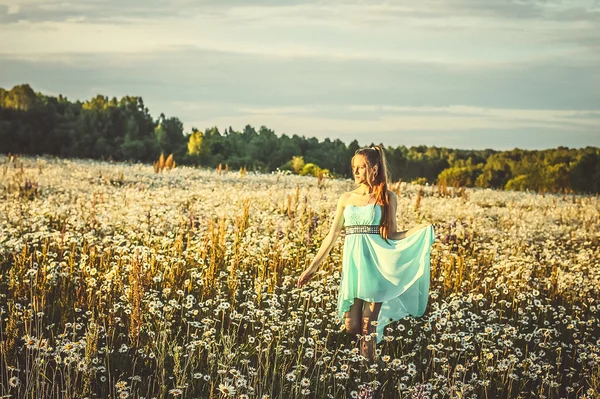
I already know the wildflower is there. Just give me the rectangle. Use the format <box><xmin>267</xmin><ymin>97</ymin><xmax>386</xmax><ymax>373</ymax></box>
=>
<box><xmin>62</xmin><ymin>342</ymin><xmax>76</xmax><ymax>352</ymax></box>
<box><xmin>300</xmin><ymin>378</ymin><xmax>310</xmax><ymax>387</ymax></box>
<box><xmin>36</xmin><ymin>339</ymin><xmax>49</xmax><ymax>350</ymax></box>
<box><xmin>168</xmin><ymin>388</ymin><xmax>183</xmax><ymax>396</ymax></box>
<box><xmin>235</xmin><ymin>377</ymin><xmax>247</xmax><ymax>388</ymax></box>
<box><xmin>77</xmin><ymin>361</ymin><xmax>87</xmax><ymax>372</ymax></box>
<box><xmin>115</xmin><ymin>380</ymin><xmax>128</xmax><ymax>391</ymax></box>
<box><xmin>23</xmin><ymin>334</ymin><xmax>38</xmax><ymax>349</ymax></box>
<box><xmin>218</xmin><ymin>382</ymin><xmax>236</xmax><ymax>397</ymax></box>
<box><xmin>9</xmin><ymin>376</ymin><xmax>20</xmax><ymax>387</ymax></box>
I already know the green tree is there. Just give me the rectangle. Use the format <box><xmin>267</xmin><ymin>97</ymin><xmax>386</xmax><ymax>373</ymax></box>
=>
<box><xmin>155</xmin><ymin>114</ymin><xmax>186</xmax><ymax>158</ymax></box>
<box><xmin>505</xmin><ymin>175</ymin><xmax>530</xmax><ymax>191</ymax></box>
<box><xmin>187</xmin><ymin>129</ymin><xmax>203</xmax><ymax>156</ymax></box>
<box><xmin>2</xmin><ymin>84</ymin><xmax>599</xmax><ymax>194</ymax></box>
<box><xmin>291</xmin><ymin>156</ymin><xmax>305</xmax><ymax>174</ymax></box>
<box><xmin>437</xmin><ymin>164</ymin><xmax>483</xmax><ymax>187</ymax></box>
<box><xmin>187</xmin><ymin>129</ymin><xmax>204</xmax><ymax>165</ymax></box>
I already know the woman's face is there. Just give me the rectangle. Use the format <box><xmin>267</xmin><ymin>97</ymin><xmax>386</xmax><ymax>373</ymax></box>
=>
<box><xmin>352</xmin><ymin>154</ymin><xmax>375</xmax><ymax>185</ymax></box>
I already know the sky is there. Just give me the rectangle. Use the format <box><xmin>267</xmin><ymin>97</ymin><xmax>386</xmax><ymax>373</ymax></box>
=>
<box><xmin>0</xmin><ymin>0</ymin><xmax>599</xmax><ymax>150</ymax></box>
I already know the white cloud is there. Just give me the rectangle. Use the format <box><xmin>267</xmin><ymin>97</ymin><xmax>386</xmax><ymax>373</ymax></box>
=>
<box><xmin>0</xmin><ymin>0</ymin><xmax>598</xmax><ymax>149</ymax></box>
<box><xmin>1</xmin><ymin>1</ymin><xmax>598</xmax><ymax>58</ymax></box>
<box><xmin>189</xmin><ymin>103</ymin><xmax>600</xmax><ymax>133</ymax></box>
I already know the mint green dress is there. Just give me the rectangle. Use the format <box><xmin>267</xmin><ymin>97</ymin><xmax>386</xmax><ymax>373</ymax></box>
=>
<box><xmin>338</xmin><ymin>203</ymin><xmax>435</xmax><ymax>343</ymax></box>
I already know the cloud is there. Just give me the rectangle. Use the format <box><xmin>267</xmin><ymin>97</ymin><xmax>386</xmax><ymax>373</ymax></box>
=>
<box><xmin>2</xmin><ymin>0</ymin><xmax>598</xmax><ymax>64</ymax></box>
<box><xmin>0</xmin><ymin>0</ymin><xmax>598</xmax><ymax>149</ymax></box>
<box><xmin>2</xmin><ymin>48</ymin><xmax>599</xmax><ymax>110</ymax></box>
<box><xmin>2</xmin><ymin>0</ymin><xmax>599</xmax><ymax>25</ymax></box>
<box><xmin>0</xmin><ymin>0</ymin><xmax>317</xmax><ymax>24</ymax></box>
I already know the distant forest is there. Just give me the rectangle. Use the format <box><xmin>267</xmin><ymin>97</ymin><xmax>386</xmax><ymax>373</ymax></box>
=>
<box><xmin>1</xmin><ymin>84</ymin><xmax>599</xmax><ymax>194</ymax></box>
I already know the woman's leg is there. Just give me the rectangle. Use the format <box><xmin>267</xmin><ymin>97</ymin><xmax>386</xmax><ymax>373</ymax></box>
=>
<box><xmin>344</xmin><ymin>298</ymin><xmax>363</xmax><ymax>336</ymax></box>
<box><xmin>361</xmin><ymin>301</ymin><xmax>382</xmax><ymax>363</ymax></box>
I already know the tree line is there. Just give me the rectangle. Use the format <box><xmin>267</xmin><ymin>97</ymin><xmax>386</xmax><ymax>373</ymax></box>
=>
<box><xmin>1</xmin><ymin>84</ymin><xmax>599</xmax><ymax>194</ymax></box>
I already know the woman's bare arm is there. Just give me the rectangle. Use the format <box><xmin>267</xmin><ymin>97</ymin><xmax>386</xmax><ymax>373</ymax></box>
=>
<box><xmin>297</xmin><ymin>193</ymin><xmax>347</xmax><ymax>288</ymax></box>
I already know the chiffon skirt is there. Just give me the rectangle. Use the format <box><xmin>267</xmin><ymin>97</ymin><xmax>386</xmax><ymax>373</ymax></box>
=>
<box><xmin>337</xmin><ymin>205</ymin><xmax>435</xmax><ymax>342</ymax></box>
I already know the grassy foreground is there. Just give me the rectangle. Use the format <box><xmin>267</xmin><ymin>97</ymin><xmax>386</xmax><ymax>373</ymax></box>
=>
<box><xmin>0</xmin><ymin>156</ymin><xmax>599</xmax><ymax>399</ymax></box>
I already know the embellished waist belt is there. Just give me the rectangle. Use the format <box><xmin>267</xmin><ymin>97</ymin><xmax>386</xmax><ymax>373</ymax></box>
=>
<box><xmin>345</xmin><ymin>225</ymin><xmax>380</xmax><ymax>235</ymax></box>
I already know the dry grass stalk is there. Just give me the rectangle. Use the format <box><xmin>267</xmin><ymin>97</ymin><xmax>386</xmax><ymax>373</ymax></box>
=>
<box><xmin>282</xmin><ymin>185</ymin><xmax>301</xmax><ymax>219</ymax></box>
<box><xmin>229</xmin><ymin>200</ymin><xmax>251</xmax><ymax>302</ymax></box>
<box><xmin>128</xmin><ymin>253</ymin><xmax>143</xmax><ymax>343</ymax></box>
<box><xmin>392</xmin><ymin>179</ymin><xmax>402</xmax><ymax>197</ymax></box>
<box><xmin>286</xmin><ymin>194</ymin><xmax>293</xmax><ymax>219</ymax></box>
<box><xmin>153</xmin><ymin>153</ymin><xmax>165</xmax><ymax>173</ymax></box>
<box><xmin>83</xmin><ymin>321</ymin><xmax>99</xmax><ymax>396</ymax></box>
<box><xmin>154</xmin><ymin>153</ymin><xmax>176</xmax><ymax>173</ymax></box>
<box><xmin>587</xmin><ymin>365</ymin><xmax>600</xmax><ymax>399</ymax></box>
<box><xmin>1</xmin><ymin>303</ymin><xmax>18</xmax><ymax>367</ymax></box>
<box><xmin>317</xmin><ymin>170</ymin><xmax>327</xmax><ymax>189</ymax></box>
<box><xmin>202</xmin><ymin>217</ymin><xmax>227</xmax><ymax>295</ymax></box>
<box><xmin>415</xmin><ymin>187</ymin><xmax>423</xmax><ymax>211</ymax></box>
<box><xmin>165</xmin><ymin>153</ymin><xmax>176</xmax><ymax>169</ymax></box>
<box><xmin>437</xmin><ymin>182</ymin><xmax>449</xmax><ymax>197</ymax></box>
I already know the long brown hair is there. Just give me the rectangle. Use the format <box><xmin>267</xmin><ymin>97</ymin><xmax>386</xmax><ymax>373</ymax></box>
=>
<box><xmin>352</xmin><ymin>145</ymin><xmax>393</xmax><ymax>241</ymax></box>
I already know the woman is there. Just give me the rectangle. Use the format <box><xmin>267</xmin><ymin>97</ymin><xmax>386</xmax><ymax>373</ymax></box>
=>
<box><xmin>297</xmin><ymin>145</ymin><xmax>435</xmax><ymax>363</ymax></box>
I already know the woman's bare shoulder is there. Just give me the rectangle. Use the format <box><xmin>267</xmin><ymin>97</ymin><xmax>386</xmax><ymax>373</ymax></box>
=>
<box><xmin>336</xmin><ymin>191</ymin><xmax>357</xmax><ymax>207</ymax></box>
<box><xmin>339</xmin><ymin>191</ymin><xmax>353</xmax><ymax>203</ymax></box>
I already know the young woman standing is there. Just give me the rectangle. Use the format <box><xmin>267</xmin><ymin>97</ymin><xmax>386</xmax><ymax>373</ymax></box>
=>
<box><xmin>297</xmin><ymin>145</ymin><xmax>435</xmax><ymax>362</ymax></box>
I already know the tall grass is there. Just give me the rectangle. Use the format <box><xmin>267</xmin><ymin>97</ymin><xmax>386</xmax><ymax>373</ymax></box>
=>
<box><xmin>0</xmin><ymin>155</ymin><xmax>598</xmax><ymax>398</ymax></box>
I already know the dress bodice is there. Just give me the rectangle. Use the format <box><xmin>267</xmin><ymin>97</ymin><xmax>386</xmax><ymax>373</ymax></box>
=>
<box><xmin>343</xmin><ymin>204</ymin><xmax>382</xmax><ymax>226</ymax></box>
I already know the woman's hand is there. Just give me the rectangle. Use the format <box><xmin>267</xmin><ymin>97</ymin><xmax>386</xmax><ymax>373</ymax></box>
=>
<box><xmin>297</xmin><ymin>266</ymin><xmax>317</xmax><ymax>288</ymax></box>
<box><xmin>297</xmin><ymin>193</ymin><xmax>346</xmax><ymax>289</ymax></box>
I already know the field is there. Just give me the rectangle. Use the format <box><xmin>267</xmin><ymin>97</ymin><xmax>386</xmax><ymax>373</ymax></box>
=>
<box><xmin>1</xmin><ymin>156</ymin><xmax>599</xmax><ymax>399</ymax></box>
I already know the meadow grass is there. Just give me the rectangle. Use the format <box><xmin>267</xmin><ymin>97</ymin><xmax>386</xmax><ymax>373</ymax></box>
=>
<box><xmin>0</xmin><ymin>156</ymin><xmax>598</xmax><ymax>399</ymax></box>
